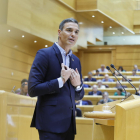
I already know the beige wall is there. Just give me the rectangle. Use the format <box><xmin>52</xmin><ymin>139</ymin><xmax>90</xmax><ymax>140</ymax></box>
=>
<box><xmin>77</xmin><ymin>45</ymin><xmax>140</xmax><ymax>76</ymax></box>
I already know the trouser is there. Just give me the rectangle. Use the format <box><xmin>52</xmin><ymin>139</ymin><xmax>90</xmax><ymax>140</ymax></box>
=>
<box><xmin>38</xmin><ymin>121</ymin><xmax>75</xmax><ymax>140</ymax></box>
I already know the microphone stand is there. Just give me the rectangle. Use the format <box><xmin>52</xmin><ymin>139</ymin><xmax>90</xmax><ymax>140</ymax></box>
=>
<box><xmin>110</xmin><ymin>64</ymin><xmax>139</xmax><ymax>95</ymax></box>
<box><xmin>106</xmin><ymin>66</ymin><xmax>127</xmax><ymax>95</ymax></box>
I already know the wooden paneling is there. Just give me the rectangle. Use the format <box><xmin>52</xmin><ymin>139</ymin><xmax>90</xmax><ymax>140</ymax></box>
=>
<box><xmin>59</xmin><ymin>0</ymin><xmax>76</xmax><ymax>9</ymax></box>
<box><xmin>76</xmin><ymin>0</ymin><xmax>97</xmax><ymax>11</ymax></box>
<box><xmin>134</xmin><ymin>10</ymin><xmax>140</xmax><ymax>25</ymax></box>
<box><xmin>98</xmin><ymin>0</ymin><xmax>134</xmax><ymax>31</ymax></box>
<box><xmin>83</xmin><ymin>52</ymin><xmax>111</xmax><ymax>75</ymax></box>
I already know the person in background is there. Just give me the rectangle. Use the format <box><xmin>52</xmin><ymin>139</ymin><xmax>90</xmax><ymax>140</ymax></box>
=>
<box><xmin>75</xmin><ymin>108</ymin><xmax>82</xmax><ymax>117</ymax></box>
<box><xmin>113</xmin><ymin>71</ymin><xmax>121</xmax><ymax>76</ymax></box>
<box><xmin>118</xmin><ymin>66</ymin><xmax>125</xmax><ymax>72</ymax></box>
<box><xmin>114</xmin><ymin>81</ymin><xmax>127</xmax><ymax>88</ymax></box>
<box><xmin>94</xmin><ymin>70</ymin><xmax>104</xmax><ymax>76</ymax></box>
<box><xmin>102</xmin><ymin>74</ymin><xmax>114</xmax><ymax>82</ymax></box>
<box><xmin>98</xmin><ymin>64</ymin><xmax>108</xmax><ymax>73</ymax></box>
<box><xmin>97</xmin><ymin>92</ymin><xmax>114</xmax><ymax>105</ymax></box>
<box><xmin>88</xmin><ymin>85</ymin><xmax>102</xmax><ymax>96</ymax></box>
<box><xmin>134</xmin><ymin>65</ymin><xmax>140</xmax><ymax>72</ymax></box>
<box><xmin>82</xmin><ymin>79</ymin><xmax>91</xmax><ymax>88</ymax></box>
<box><xmin>120</xmin><ymin>75</ymin><xmax>127</xmax><ymax>82</ymax></box>
<box><xmin>17</xmin><ymin>82</ymin><xmax>29</xmax><ymax>96</ymax></box>
<box><xmin>97</xmin><ymin>80</ymin><xmax>106</xmax><ymax>89</ymax></box>
<box><xmin>114</xmin><ymin>88</ymin><xmax>125</xmax><ymax>96</ymax></box>
<box><xmin>21</xmin><ymin>79</ymin><xmax>28</xmax><ymax>84</ymax></box>
<box><xmin>84</xmin><ymin>72</ymin><xmax>96</xmax><ymax>82</ymax></box>
<box><xmin>132</xmin><ymin>69</ymin><xmax>139</xmax><ymax>76</ymax></box>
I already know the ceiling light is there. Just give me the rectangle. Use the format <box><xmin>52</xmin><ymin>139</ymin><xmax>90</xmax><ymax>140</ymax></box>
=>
<box><xmin>99</xmin><ymin>48</ymin><xmax>102</xmax><ymax>49</ymax></box>
<box><xmin>109</xmin><ymin>26</ymin><xmax>112</xmax><ymax>28</ymax></box>
<box><xmin>122</xmin><ymin>32</ymin><xmax>124</xmax><ymax>34</ymax></box>
<box><xmin>34</xmin><ymin>40</ymin><xmax>37</xmax><ymax>43</ymax></box>
<box><xmin>45</xmin><ymin>45</ymin><xmax>48</xmax><ymax>47</ymax></box>
<box><xmin>79</xmin><ymin>22</ymin><xmax>83</xmax><ymax>25</ymax></box>
<box><xmin>22</xmin><ymin>35</ymin><xmax>24</xmax><ymax>38</ymax></box>
<box><xmin>92</xmin><ymin>15</ymin><xmax>95</xmax><ymax>17</ymax></box>
<box><xmin>113</xmin><ymin>32</ymin><xmax>115</xmax><ymax>34</ymax></box>
<box><xmin>101</xmin><ymin>21</ymin><xmax>104</xmax><ymax>23</ymax></box>
<box><xmin>8</xmin><ymin>30</ymin><xmax>11</xmax><ymax>32</ymax></box>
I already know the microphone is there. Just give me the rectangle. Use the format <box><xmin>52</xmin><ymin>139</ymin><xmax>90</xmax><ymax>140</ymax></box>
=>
<box><xmin>11</xmin><ymin>86</ymin><xmax>16</xmax><ymax>93</ymax></box>
<box><xmin>106</xmin><ymin>66</ymin><xmax>127</xmax><ymax>95</ymax></box>
<box><xmin>110</xmin><ymin>64</ymin><xmax>139</xmax><ymax>95</ymax></box>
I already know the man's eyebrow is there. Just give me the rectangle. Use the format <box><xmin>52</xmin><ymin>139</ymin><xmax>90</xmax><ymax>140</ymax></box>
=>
<box><xmin>66</xmin><ymin>28</ymin><xmax>79</xmax><ymax>31</ymax></box>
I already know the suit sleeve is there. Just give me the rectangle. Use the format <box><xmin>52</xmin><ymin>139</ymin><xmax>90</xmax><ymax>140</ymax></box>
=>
<box><xmin>75</xmin><ymin>60</ymin><xmax>85</xmax><ymax>100</ymax></box>
<box><xmin>28</xmin><ymin>50</ymin><xmax>59</xmax><ymax>97</ymax></box>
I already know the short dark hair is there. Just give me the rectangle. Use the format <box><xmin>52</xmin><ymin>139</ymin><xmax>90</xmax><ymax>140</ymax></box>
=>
<box><xmin>59</xmin><ymin>18</ymin><xmax>79</xmax><ymax>31</ymax></box>
<box><xmin>117</xmin><ymin>88</ymin><xmax>123</xmax><ymax>92</ymax></box>
<box><xmin>21</xmin><ymin>79</ymin><xmax>28</xmax><ymax>84</ymax></box>
<box><xmin>96</xmin><ymin>70</ymin><xmax>99</xmax><ymax>72</ymax></box>
<box><xmin>118</xmin><ymin>66</ymin><xmax>123</xmax><ymax>71</ymax></box>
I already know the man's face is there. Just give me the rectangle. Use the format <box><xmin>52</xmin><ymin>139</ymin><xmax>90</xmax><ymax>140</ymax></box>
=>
<box><xmin>93</xmin><ymin>87</ymin><xmax>97</xmax><ymax>92</ymax></box>
<box><xmin>98</xmin><ymin>82</ymin><xmax>102</xmax><ymax>87</ymax></box>
<box><xmin>101</xmin><ymin>66</ymin><xmax>105</xmax><ymax>70</ymax></box>
<box><xmin>96</xmin><ymin>71</ymin><xmax>99</xmax><ymax>75</ymax></box>
<box><xmin>58</xmin><ymin>22</ymin><xmax>79</xmax><ymax>48</ymax></box>
<box><xmin>22</xmin><ymin>85</ymin><xmax>28</xmax><ymax>94</ymax></box>
<box><xmin>105</xmin><ymin>75</ymin><xmax>109</xmax><ymax>81</ymax></box>
<box><xmin>88</xmin><ymin>74</ymin><xmax>92</xmax><ymax>79</ymax></box>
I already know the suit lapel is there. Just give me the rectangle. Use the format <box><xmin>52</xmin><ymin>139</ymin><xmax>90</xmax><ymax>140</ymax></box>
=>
<box><xmin>69</xmin><ymin>54</ymin><xmax>75</xmax><ymax>70</ymax></box>
<box><xmin>53</xmin><ymin>43</ymin><xmax>63</xmax><ymax>65</ymax></box>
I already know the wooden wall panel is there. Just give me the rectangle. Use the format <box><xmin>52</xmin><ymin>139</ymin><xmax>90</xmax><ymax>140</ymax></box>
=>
<box><xmin>60</xmin><ymin>0</ymin><xmax>76</xmax><ymax>9</ymax></box>
<box><xmin>116</xmin><ymin>53</ymin><xmax>140</xmax><ymax>60</ymax></box>
<box><xmin>98</xmin><ymin>0</ymin><xmax>134</xmax><ymax>31</ymax></box>
<box><xmin>83</xmin><ymin>52</ymin><xmax>111</xmax><ymax>75</ymax></box>
<box><xmin>76</xmin><ymin>0</ymin><xmax>97</xmax><ymax>11</ymax></box>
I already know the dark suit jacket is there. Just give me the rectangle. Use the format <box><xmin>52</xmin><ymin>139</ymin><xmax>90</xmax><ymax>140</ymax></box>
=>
<box><xmin>28</xmin><ymin>43</ymin><xmax>84</xmax><ymax>134</ymax></box>
<box><xmin>84</xmin><ymin>77</ymin><xmax>96</xmax><ymax>82</ymax></box>
<box><xmin>88</xmin><ymin>91</ymin><xmax>102</xmax><ymax>95</ymax></box>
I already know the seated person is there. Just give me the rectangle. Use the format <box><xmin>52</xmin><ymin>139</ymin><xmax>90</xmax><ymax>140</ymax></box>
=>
<box><xmin>113</xmin><ymin>71</ymin><xmax>121</xmax><ymax>76</ymax></box>
<box><xmin>84</xmin><ymin>72</ymin><xmax>96</xmax><ymax>82</ymax></box>
<box><xmin>97</xmin><ymin>92</ymin><xmax>114</xmax><ymax>105</ymax></box>
<box><xmin>120</xmin><ymin>75</ymin><xmax>127</xmax><ymax>82</ymax></box>
<box><xmin>102</xmin><ymin>74</ymin><xmax>114</xmax><ymax>82</ymax></box>
<box><xmin>75</xmin><ymin>108</ymin><xmax>82</xmax><ymax>117</ymax></box>
<box><xmin>118</xmin><ymin>66</ymin><xmax>126</xmax><ymax>72</ymax></box>
<box><xmin>97</xmin><ymin>80</ymin><xmax>106</xmax><ymax>89</ymax></box>
<box><xmin>88</xmin><ymin>85</ymin><xmax>102</xmax><ymax>96</ymax></box>
<box><xmin>132</xmin><ymin>69</ymin><xmax>139</xmax><ymax>76</ymax></box>
<box><xmin>75</xmin><ymin>100</ymin><xmax>92</xmax><ymax>105</ymax></box>
<box><xmin>114</xmin><ymin>81</ymin><xmax>127</xmax><ymax>88</ymax></box>
<box><xmin>114</xmin><ymin>88</ymin><xmax>125</xmax><ymax>96</ymax></box>
<box><xmin>94</xmin><ymin>70</ymin><xmax>104</xmax><ymax>76</ymax></box>
<box><xmin>17</xmin><ymin>82</ymin><xmax>29</xmax><ymax>96</ymax></box>
<box><xmin>134</xmin><ymin>65</ymin><xmax>140</xmax><ymax>72</ymax></box>
<box><xmin>98</xmin><ymin>64</ymin><xmax>108</xmax><ymax>73</ymax></box>
<box><xmin>82</xmin><ymin>79</ymin><xmax>91</xmax><ymax>88</ymax></box>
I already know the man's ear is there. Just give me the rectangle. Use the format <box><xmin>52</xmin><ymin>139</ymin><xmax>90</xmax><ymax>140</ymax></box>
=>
<box><xmin>58</xmin><ymin>29</ymin><xmax>61</xmax><ymax>37</ymax></box>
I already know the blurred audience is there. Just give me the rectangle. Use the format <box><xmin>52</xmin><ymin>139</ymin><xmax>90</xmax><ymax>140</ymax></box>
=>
<box><xmin>82</xmin><ymin>79</ymin><xmax>91</xmax><ymax>88</ymax></box>
<box><xmin>97</xmin><ymin>80</ymin><xmax>106</xmax><ymax>89</ymax></box>
<box><xmin>97</xmin><ymin>92</ymin><xmax>114</xmax><ymax>105</ymax></box>
<box><xmin>120</xmin><ymin>75</ymin><xmax>127</xmax><ymax>82</ymax></box>
<box><xmin>84</xmin><ymin>72</ymin><xmax>96</xmax><ymax>82</ymax></box>
<box><xmin>75</xmin><ymin>108</ymin><xmax>82</xmax><ymax>117</ymax></box>
<box><xmin>75</xmin><ymin>100</ymin><xmax>92</xmax><ymax>105</ymax></box>
<box><xmin>98</xmin><ymin>64</ymin><xmax>108</xmax><ymax>73</ymax></box>
<box><xmin>118</xmin><ymin>66</ymin><xmax>126</xmax><ymax>72</ymax></box>
<box><xmin>132</xmin><ymin>69</ymin><xmax>139</xmax><ymax>76</ymax></box>
<box><xmin>114</xmin><ymin>81</ymin><xmax>127</xmax><ymax>88</ymax></box>
<box><xmin>94</xmin><ymin>70</ymin><xmax>104</xmax><ymax>76</ymax></box>
<box><xmin>102</xmin><ymin>74</ymin><xmax>114</xmax><ymax>82</ymax></box>
<box><xmin>134</xmin><ymin>65</ymin><xmax>140</xmax><ymax>72</ymax></box>
<box><xmin>113</xmin><ymin>71</ymin><xmax>121</xmax><ymax>76</ymax></box>
<box><xmin>88</xmin><ymin>85</ymin><xmax>102</xmax><ymax>96</ymax></box>
<box><xmin>17</xmin><ymin>82</ymin><xmax>28</xmax><ymax>96</ymax></box>
<box><xmin>114</xmin><ymin>88</ymin><xmax>125</xmax><ymax>96</ymax></box>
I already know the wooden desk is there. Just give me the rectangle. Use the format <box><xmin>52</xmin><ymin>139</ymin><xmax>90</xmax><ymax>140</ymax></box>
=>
<box><xmin>84</xmin><ymin>88</ymin><xmax>138</xmax><ymax>95</ymax></box>
<box><xmin>84</xmin><ymin>81</ymin><xmax>140</xmax><ymax>88</ymax></box>
<box><xmin>82</xmin><ymin>95</ymin><xmax>124</xmax><ymax>105</ymax></box>
<box><xmin>92</xmin><ymin>71</ymin><xmax>140</xmax><ymax>76</ymax></box>
<box><xmin>76</xmin><ymin>105</ymin><xmax>94</xmax><ymax>116</ymax></box>
<box><xmin>83</xmin><ymin>76</ymin><xmax>140</xmax><ymax>81</ymax></box>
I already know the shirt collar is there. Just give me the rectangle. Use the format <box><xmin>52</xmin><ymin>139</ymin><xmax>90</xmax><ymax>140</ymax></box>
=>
<box><xmin>55</xmin><ymin>42</ymin><xmax>72</xmax><ymax>56</ymax></box>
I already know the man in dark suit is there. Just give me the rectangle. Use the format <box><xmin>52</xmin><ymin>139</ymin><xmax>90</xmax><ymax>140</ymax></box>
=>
<box><xmin>84</xmin><ymin>72</ymin><xmax>96</xmax><ymax>81</ymax></box>
<box><xmin>28</xmin><ymin>18</ymin><xmax>84</xmax><ymax>140</ymax></box>
<box><xmin>88</xmin><ymin>85</ymin><xmax>102</xmax><ymax>96</ymax></box>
